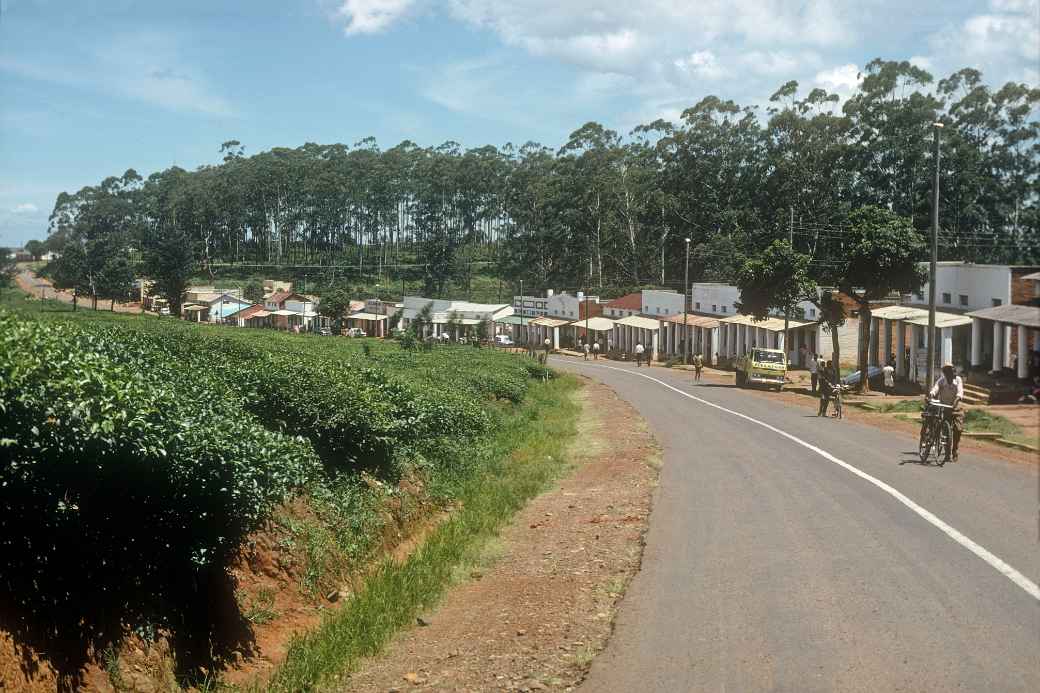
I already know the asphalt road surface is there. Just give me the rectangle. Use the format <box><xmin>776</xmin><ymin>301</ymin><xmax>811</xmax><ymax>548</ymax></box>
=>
<box><xmin>553</xmin><ymin>357</ymin><xmax>1039</xmax><ymax>692</ymax></box>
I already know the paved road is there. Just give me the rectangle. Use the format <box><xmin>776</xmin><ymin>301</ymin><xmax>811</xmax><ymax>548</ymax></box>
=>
<box><xmin>553</xmin><ymin>357</ymin><xmax>1039</xmax><ymax>692</ymax></box>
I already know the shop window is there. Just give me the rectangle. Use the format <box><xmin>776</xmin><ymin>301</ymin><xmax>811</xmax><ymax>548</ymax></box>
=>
<box><xmin>959</xmin><ymin>294</ymin><xmax>968</xmax><ymax>306</ymax></box>
<box><xmin>992</xmin><ymin>298</ymin><xmax>1002</xmax><ymax>306</ymax></box>
<box><xmin>942</xmin><ymin>292</ymin><xmax>951</xmax><ymax>304</ymax></box>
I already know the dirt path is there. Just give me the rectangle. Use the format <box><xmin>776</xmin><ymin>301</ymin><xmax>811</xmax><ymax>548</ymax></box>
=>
<box><xmin>15</xmin><ymin>267</ymin><xmax>142</xmax><ymax>312</ymax></box>
<box><xmin>342</xmin><ymin>379</ymin><xmax>659</xmax><ymax>692</ymax></box>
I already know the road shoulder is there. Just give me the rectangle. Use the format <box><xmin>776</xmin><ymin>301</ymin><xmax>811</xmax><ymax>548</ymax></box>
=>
<box><xmin>343</xmin><ymin>378</ymin><xmax>660</xmax><ymax>692</ymax></box>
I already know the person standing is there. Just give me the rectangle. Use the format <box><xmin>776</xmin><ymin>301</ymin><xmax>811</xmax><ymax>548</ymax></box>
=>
<box><xmin>635</xmin><ymin>342</ymin><xmax>645</xmax><ymax>367</ymax></box>
<box><xmin>817</xmin><ymin>360</ymin><xmax>834</xmax><ymax>416</ymax></box>
<box><xmin>808</xmin><ymin>353</ymin><xmax>819</xmax><ymax>394</ymax></box>
<box><xmin>929</xmin><ymin>363</ymin><xmax>964</xmax><ymax>462</ymax></box>
<box><xmin>583</xmin><ymin>341</ymin><xmax>591</xmax><ymax>361</ymax></box>
<box><xmin>882</xmin><ymin>360</ymin><xmax>895</xmax><ymax>396</ymax></box>
<box><xmin>693</xmin><ymin>352</ymin><xmax>704</xmax><ymax>381</ymax></box>
<box><xmin>592</xmin><ymin>340</ymin><xmax>600</xmax><ymax>360</ymax></box>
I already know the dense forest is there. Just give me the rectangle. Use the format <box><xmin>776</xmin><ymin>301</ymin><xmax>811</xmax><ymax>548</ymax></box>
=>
<box><xmin>41</xmin><ymin>60</ymin><xmax>1040</xmax><ymax>301</ymax></box>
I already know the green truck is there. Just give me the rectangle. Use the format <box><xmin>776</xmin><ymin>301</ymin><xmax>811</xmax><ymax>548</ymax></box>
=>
<box><xmin>736</xmin><ymin>347</ymin><xmax>788</xmax><ymax>391</ymax></box>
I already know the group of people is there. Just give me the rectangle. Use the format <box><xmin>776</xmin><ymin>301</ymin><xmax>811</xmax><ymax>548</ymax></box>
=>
<box><xmin>580</xmin><ymin>339</ymin><xmax>602</xmax><ymax>361</ymax></box>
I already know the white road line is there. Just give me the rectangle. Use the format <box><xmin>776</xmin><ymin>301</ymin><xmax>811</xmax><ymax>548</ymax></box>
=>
<box><xmin>575</xmin><ymin>361</ymin><xmax>1040</xmax><ymax>603</ymax></box>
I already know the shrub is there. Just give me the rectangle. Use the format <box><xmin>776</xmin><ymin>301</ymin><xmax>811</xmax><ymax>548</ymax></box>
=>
<box><xmin>0</xmin><ymin>314</ymin><xmax>320</xmax><ymax>627</ymax></box>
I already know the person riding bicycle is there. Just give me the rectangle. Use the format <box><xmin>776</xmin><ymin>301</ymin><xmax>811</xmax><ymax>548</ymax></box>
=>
<box><xmin>927</xmin><ymin>363</ymin><xmax>964</xmax><ymax>462</ymax></box>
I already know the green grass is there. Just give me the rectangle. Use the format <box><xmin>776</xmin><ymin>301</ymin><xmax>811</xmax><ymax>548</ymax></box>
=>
<box><xmin>964</xmin><ymin>409</ymin><xmax>1023</xmax><ymax>437</ymax></box>
<box><xmin>876</xmin><ymin>399</ymin><xmax>924</xmax><ymax>414</ymax></box>
<box><xmin>253</xmin><ymin>375</ymin><xmax>580</xmax><ymax>693</ymax></box>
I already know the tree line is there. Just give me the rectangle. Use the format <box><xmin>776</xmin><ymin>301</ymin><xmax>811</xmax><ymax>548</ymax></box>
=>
<box><xmin>38</xmin><ymin>59</ymin><xmax>1038</xmax><ymax>313</ymax></box>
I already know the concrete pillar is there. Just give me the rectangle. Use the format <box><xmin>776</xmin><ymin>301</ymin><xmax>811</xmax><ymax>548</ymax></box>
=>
<box><xmin>868</xmin><ymin>317</ymin><xmax>879</xmax><ymax>366</ymax></box>
<box><xmin>941</xmin><ymin>327</ymin><xmax>953</xmax><ymax>367</ymax></box>
<box><xmin>1004</xmin><ymin>325</ymin><xmax>1012</xmax><ymax>368</ymax></box>
<box><xmin>992</xmin><ymin>321</ymin><xmax>1004</xmax><ymax>371</ymax></box>
<box><xmin>710</xmin><ymin>328</ymin><xmax>719</xmax><ymax>365</ymax></box>
<box><xmin>910</xmin><ymin>324</ymin><xmax>922</xmax><ymax>383</ymax></box>
<box><xmin>776</xmin><ymin>329</ymin><xmax>785</xmax><ymax>352</ymax></box>
<box><xmin>652</xmin><ymin>330</ymin><xmax>659</xmax><ymax>362</ymax></box>
<box><xmin>896</xmin><ymin>321</ymin><xmax>906</xmax><ymax>377</ymax></box>
<box><xmin>882</xmin><ymin>319</ymin><xmax>892</xmax><ymax>365</ymax></box>
<box><xmin>1017</xmin><ymin>325</ymin><xmax>1029</xmax><ymax>379</ymax></box>
<box><xmin>970</xmin><ymin>318</ymin><xmax>982</xmax><ymax>368</ymax></box>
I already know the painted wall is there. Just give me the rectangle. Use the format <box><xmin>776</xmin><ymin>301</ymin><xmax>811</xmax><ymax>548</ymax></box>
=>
<box><xmin>907</xmin><ymin>263</ymin><xmax>1011</xmax><ymax>313</ymax></box>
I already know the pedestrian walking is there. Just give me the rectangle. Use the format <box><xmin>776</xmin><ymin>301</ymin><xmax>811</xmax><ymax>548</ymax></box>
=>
<box><xmin>808</xmin><ymin>353</ymin><xmax>819</xmax><ymax>394</ymax></box>
<box><xmin>592</xmin><ymin>341</ymin><xmax>600</xmax><ymax>359</ymax></box>
<box><xmin>693</xmin><ymin>353</ymin><xmax>703</xmax><ymax>381</ymax></box>
<box><xmin>583</xmin><ymin>341</ymin><xmax>591</xmax><ymax>361</ymax></box>
<box><xmin>635</xmin><ymin>342</ymin><xmax>645</xmax><ymax>367</ymax></box>
<box><xmin>929</xmin><ymin>363</ymin><xmax>964</xmax><ymax>462</ymax></box>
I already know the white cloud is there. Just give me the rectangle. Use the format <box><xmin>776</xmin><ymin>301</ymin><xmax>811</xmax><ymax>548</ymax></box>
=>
<box><xmin>0</xmin><ymin>33</ymin><xmax>234</xmax><ymax>117</ymax></box>
<box><xmin>11</xmin><ymin>203</ymin><xmax>38</xmax><ymax>214</ymax></box>
<box><xmin>674</xmin><ymin>51</ymin><xmax>725</xmax><ymax>80</ymax></box>
<box><xmin>813</xmin><ymin>63</ymin><xmax>862</xmax><ymax>101</ymax></box>
<box><xmin>335</xmin><ymin>0</ymin><xmax>417</xmax><ymax>34</ymax></box>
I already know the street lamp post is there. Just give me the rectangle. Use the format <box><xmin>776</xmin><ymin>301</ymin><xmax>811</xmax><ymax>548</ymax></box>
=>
<box><xmin>926</xmin><ymin>122</ymin><xmax>943</xmax><ymax>390</ymax></box>
<box><xmin>684</xmin><ymin>238</ymin><xmax>691</xmax><ymax>365</ymax></box>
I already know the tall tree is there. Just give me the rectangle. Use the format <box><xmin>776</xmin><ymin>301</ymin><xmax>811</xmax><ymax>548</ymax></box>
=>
<box><xmin>821</xmin><ymin>206</ymin><xmax>926</xmax><ymax>392</ymax></box>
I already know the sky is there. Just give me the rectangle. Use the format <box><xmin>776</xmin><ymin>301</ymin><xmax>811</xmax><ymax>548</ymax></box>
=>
<box><xmin>1</xmin><ymin>0</ymin><xmax>1037</xmax><ymax>248</ymax></box>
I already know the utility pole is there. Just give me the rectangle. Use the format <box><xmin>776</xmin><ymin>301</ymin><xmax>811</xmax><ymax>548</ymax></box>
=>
<box><xmin>519</xmin><ymin>278</ymin><xmax>525</xmax><ymax>349</ymax></box>
<box><xmin>684</xmin><ymin>237</ymin><xmax>691</xmax><ymax>365</ymax></box>
<box><xmin>784</xmin><ymin>206</ymin><xmax>793</xmax><ymax>361</ymax></box>
<box><xmin>926</xmin><ymin>122</ymin><xmax>943</xmax><ymax>391</ymax></box>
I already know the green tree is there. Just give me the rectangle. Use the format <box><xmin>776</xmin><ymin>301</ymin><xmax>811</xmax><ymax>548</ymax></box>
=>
<box><xmin>242</xmin><ymin>279</ymin><xmax>265</xmax><ymax>304</ymax></box>
<box><xmin>23</xmin><ymin>239</ymin><xmax>46</xmax><ymax>261</ymax></box>
<box><xmin>142</xmin><ymin>225</ymin><xmax>195</xmax><ymax>317</ymax></box>
<box><xmin>98</xmin><ymin>254</ymin><xmax>135</xmax><ymax>310</ymax></box>
<box><xmin>737</xmin><ymin>240</ymin><xmax>817</xmax><ymax>352</ymax></box>
<box><xmin>0</xmin><ymin>249</ymin><xmax>16</xmax><ymax>293</ymax></box>
<box><xmin>318</xmin><ymin>285</ymin><xmax>353</xmax><ymax>333</ymax></box>
<box><xmin>822</xmin><ymin>206</ymin><xmax>926</xmax><ymax>392</ymax></box>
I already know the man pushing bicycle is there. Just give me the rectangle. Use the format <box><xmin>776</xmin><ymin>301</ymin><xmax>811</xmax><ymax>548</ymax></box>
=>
<box><xmin>928</xmin><ymin>363</ymin><xmax>964</xmax><ymax>462</ymax></box>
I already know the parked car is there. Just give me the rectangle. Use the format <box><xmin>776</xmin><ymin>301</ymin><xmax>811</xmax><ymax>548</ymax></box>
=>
<box><xmin>318</xmin><ymin>327</ymin><xmax>332</xmax><ymax>336</ymax></box>
<box><xmin>495</xmin><ymin>334</ymin><xmax>515</xmax><ymax>346</ymax></box>
<box><xmin>345</xmin><ymin>327</ymin><xmax>366</xmax><ymax>337</ymax></box>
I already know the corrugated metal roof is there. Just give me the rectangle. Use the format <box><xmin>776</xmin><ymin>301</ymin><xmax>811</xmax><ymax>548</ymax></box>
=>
<box><xmin>905</xmin><ymin>314</ymin><xmax>974</xmax><ymax>328</ymax></box>
<box><xmin>604</xmin><ymin>292</ymin><xmax>642</xmax><ymax>311</ymax></box>
<box><xmin>1021</xmin><ymin>271</ymin><xmax>1040</xmax><ymax>281</ymax></box>
<box><xmin>965</xmin><ymin>304</ymin><xmax>1040</xmax><ymax>328</ymax></box>
<box><xmin>614</xmin><ymin>315</ymin><xmax>661</xmax><ymax>330</ymax></box>
<box><xmin>272</xmin><ymin>309</ymin><xmax>297</xmax><ymax>316</ymax></box>
<box><xmin>529</xmin><ymin>316</ymin><xmax>572</xmax><ymax>328</ymax></box>
<box><xmin>718</xmin><ymin>314</ymin><xmax>813</xmax><ymax>332</ymax></box>
<box><xmin>870</xmin><ymin>305</ymin><xmax>930</xmax><ymax>321</ymax></box>
<box><xmin>574</xmin><ymin>316</ymin><xmax>616</xmax><ymax>331</ymax></box>
<box><xmin>348</xmin><ymin>312</ymin><xmax>388</xmax><ymax>321</ymax></box>
<box><xmin>494</xmin><ymin>315</ymin><xmax>526</xmax><ymax>324</ymax></box>
<box><xmin>659</xmin><ymin>313</ymin><xmax>720</xmax><ymax>328</ymax></box>
<box><xmin>250</xmin><ymin>310</ymin><xmax>271</xmax><ymax>318</ymax></box>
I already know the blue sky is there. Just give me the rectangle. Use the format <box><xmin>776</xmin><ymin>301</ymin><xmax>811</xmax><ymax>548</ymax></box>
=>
<box><xmin>1</xmin><ymin>0</ymin><xmax>1037</xmax><ymax>247</ymax></box>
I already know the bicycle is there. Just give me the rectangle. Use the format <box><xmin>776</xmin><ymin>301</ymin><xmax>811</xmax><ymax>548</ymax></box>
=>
<box><xmin>918</xmin><ymin>399</ymin><xmax>953</xmax><ymax>465</ymax></box>
<box><xmin>831</xmin><ymin>383</ymin><xmax>850</xmax><ymax>419</ymax></box>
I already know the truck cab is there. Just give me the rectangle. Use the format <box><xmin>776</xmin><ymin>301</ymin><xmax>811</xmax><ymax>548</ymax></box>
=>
<box><xmin>736</xmin><ymin>348</ymin><xmax>787</xmax><ymax>391</ymax></box>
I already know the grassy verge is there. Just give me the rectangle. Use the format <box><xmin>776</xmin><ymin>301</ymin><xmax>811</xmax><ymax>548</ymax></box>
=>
<box><xmin>252</xmin><ymin>375</ymin><xmax>581</xmax><ymax>692</ymax></box>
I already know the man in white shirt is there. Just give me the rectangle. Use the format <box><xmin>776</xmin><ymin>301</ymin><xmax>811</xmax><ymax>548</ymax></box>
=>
<box><xmin>807</xmin><ymin>353</ymin><xmax>819</xmax><ymax>394</ymax></box>
<box><xmin>635</xmin><ymin>342</ymin><xmax>645</xmax><ymax>367</ymax></box>
<box><xmin>882</xmin><ymin>362</ymin><xmax>895</xmax><ymax>395</ymax></box>
<box><xmin>928</xmin><ymin>363</ymin><xmax>964</xmax><ymax>462</ymax></box>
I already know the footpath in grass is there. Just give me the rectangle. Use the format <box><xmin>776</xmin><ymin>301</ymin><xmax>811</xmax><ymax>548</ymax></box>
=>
<box><xmin>257</xmin><ymin>376</ymin><xmax>581</xmax><ymax>693</ymax></box>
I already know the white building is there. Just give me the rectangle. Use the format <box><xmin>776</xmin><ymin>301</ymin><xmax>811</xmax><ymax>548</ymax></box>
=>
<box><xmin>687</xmin><ymin>282</ymin><xmax>820</xmax><ymax>321</ymax></box>
<box><xmin>401</xmin><ymin>297</ymin><xmax>513</xmax><ymax>336</ymax></box>
<box><xmin>512</xmin><ymin>293</ymin><xmax>549</xmax><ymax>319</ymax></box>
<box><xmin>641</xmin><ymin>289</ymin><xmax>684</xmax><ymax>317</ymax></box>
<box><xmin>907</xmin><ymin>262</ymin><xmax>1025</xmax><ymax>313</ymax></box>
<box><xmin>546</xmin><ymin>291</ymin><xmax>600</xmax><ymax>321</ymax></box>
